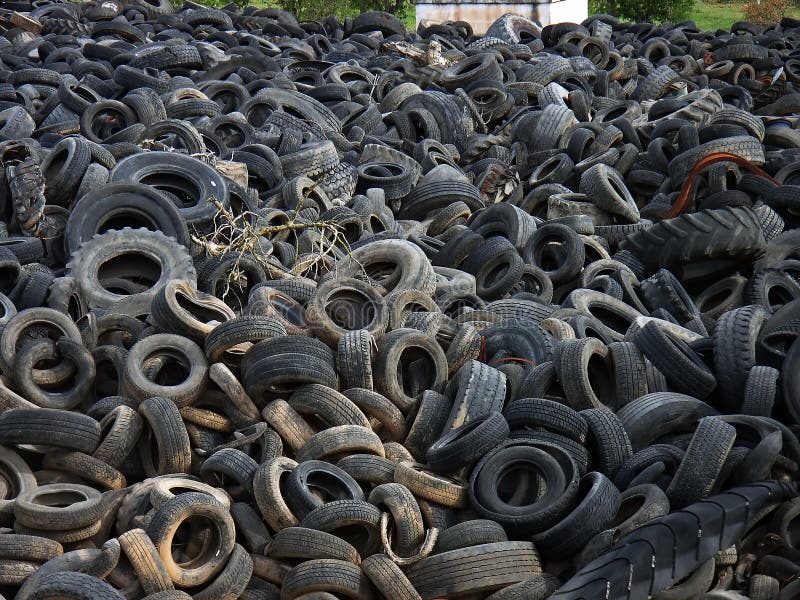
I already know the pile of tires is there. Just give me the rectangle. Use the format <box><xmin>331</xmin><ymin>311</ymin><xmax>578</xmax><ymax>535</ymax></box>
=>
<box><xmin>0</xmin><ymin>1</ymin><xmax>797</xmax><ymax>598</ymax></box>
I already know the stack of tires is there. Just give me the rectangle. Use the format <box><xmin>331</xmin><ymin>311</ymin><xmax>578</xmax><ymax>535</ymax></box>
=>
<box><xmin>0</xmin><ymin>2</ymin><xmax>796</xmax><ymax>599</ymax></box>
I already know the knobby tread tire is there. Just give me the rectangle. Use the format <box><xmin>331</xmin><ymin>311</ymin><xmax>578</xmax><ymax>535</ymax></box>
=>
<box><xmin>621</xmin><ymin>207</ymin><xmax>766</xmax><ymax>276</ymax></box>
<box><xmin>551</xmin><ymin>482</ymin><xmax>796</xmax><ymax>600</ymax></box>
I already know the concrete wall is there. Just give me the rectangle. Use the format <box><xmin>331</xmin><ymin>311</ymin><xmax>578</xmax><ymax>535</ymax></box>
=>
<box><xmin>416</xmin><ymin>0</ymin><xmax>588</xmax><ymax>33</ymax></box>
<box><xmin>541</xmin><ymin>0</ymin><xmax>588</xmax><ymax>25</ymax></box>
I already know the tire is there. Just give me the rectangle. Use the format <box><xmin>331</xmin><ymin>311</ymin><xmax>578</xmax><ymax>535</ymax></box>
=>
<box><xmin>41</xmin><ymin>451</ymin><xmax>126</xmax><ymax>491</ymax></box>
<box><xmin>0</xmin><ymin>306</ymin><xmax>82</xmax><ymax>374</ymax></box>
<box><xmin>485</xmin><ymin>574</ymin><xmax>561</xmax><ymax>600</ymax></box>
<box><xmin>440</xmin><ymin>53</ymin><xmax>503</xmax><ymax>91</ymax></box>
<box><xmin>434</xmin><ymin>519</ymin><xmax>508</xmax><ymax>553</ymax></box>
<box><xmin>92</xmin><ymin>405</ymin><xmax>143</xmax><ymax>469</ymax></box>
<box><xmin>621</xmin><ymin>207</ymin><xmax>767</xmax><ymax>278</ymax></box>
<box><xmin>253</xmin><ymin>456</ymin><xmax>300</xmax><ymax>532</ymax></box>
<box><xmin>13</xmin><ymin>338</ymin><xmax>94</xmax><ymax>410</ymax></box>
<box><xmin>66</xmin><ymin>228</ymin><xmax>195</xmax><ymax>309</ymax></box>
<box><xmin>192</xmin><ymin>543</ymin><xmax>253</xmax><ymax>600</ymax></box>
<box><xmin>611</xmin><ymin>483</ymin><xmax>672</xmax><ymax>537</ymax></box>
<box><xmin>404</xmin><ymin>390</ymin><xmax>452</xmax><ymax>461</ymax></box>
<box><xmin>299</xmin><ymin>499</ymin><xmax>382</xmax><ymax>559</ymax></box>
<box><xmin>503</xmin><ymin>397</ymin><xmax>588</xmax><ymax>443</ymax></box>
<box><xmin>337</xmin><ymin>454</ymin><xmax>396</xmax><ymax>486</ymax></box>
<box><xmin>634</xmin><ymin>320</ymin><xmax>717</xmax><ymax>398</ymax></box>
<box><xmin>361</xmin><ymin>553</ymin><xmax>420</xmax><ymax>600</ymax></box>
<box><xmin>75</xmin><ymin>163</ymin><xmax>110</xmax><ymax>202</ymax></box>
<box><xmin>523</xmin><ymin>223</ymin><xmax>585</xmax><ymax>285</ymax></box>
<box><xmin>14</xmin><ymin>483</ymin><xmax>103</xmax><ymax>530</ymax></box>
<box><xmin>343</xmin><ymin>388</ymin><xmax>406</xmax><ymax>441</ymax></box>
<box><xmin>146</xmin><ymin>492</ymin><xmax>236</xmax><ymax>588</ymax></box>
<box><xmin>109</xmin><ymin>151</ymin><xmax>229</xmax><ymax>226</ymax></box>
<box><xmin>197</xmin><ymin>253</ymin><xmax>267</xmax><ymax>311</ymax></box>
<box><xmin>199</xmin><ymin>448</ymin><xmax>259</xmax><ymax>497</ymax></box>
<box><xmin>283</xmin><ymin>460</ymin><xmax>364</xmax><ymax>519</ymax></box>
<box><xmin>607</xmin><ymin>341</ymin><xmax>649</xmax><ymax>409</ymax></box>
<box><xmin>406</xmin><ymin>542</ymin><xmax>542</xmax><ymax>600</ymax></box>
<box><xmin>563</xmin><ymin>288</ymin><xmax>643</xmax><ymax>342</ymax></box>
<box><xmin>306</xmin><ymin>278</ymin><xmax>388</xmax><ymax>346</ymax></box>
<box><xmin>580</xmin><ymin>164</ymin><xmax>639</xmax><ymax>222</ymax></box>
<box><xmin>443</xmin><ymin>359</ymin><xmax>507</xmax><ymax>431</ymax></box>
<box><xmin>581</xmin><ymin>408</ymin><xmax>633</xmax><ymax>479</ymax></box>
<box><xmin>337</xmin><ymin>330</ymin><xmax>373</xmax><ymax>390</ymax></box>
<box><xmin>373</xmin><ymin>328</ymin><xmax>448</xmax><ymax>413</ymax></box>
<box><xmin>0</xmin><ymin>106</ymin><xmax>35</xmax><ymax>141</ymax></box>
<box><xmin>713</xmin><ymin>42</ymin><xmax>769</xmax><ymax>62</ymax></box>
<box><xmin>744</xmin><ymin>269</ymin><xmax>800</xmax><ymax>313</ymax></box>
<box><xmin>150</xmin><ymin>280</ymin><xmax>235</xmax><ymax>342</ymax></box>
<box><xmin>0</xmin><ymin>408</ymin><xmax>100</xmax><ymax>453</ymax></box>
<box><xmin>533</xmin><ymin>104</ymin><xmax>577</xmax><ymax>152</ymax></box>
<box><xmin>485</xmin><ymin>14</ymin><xmax>540</xmax><ymax>42</ymax></box>
<box><xmin>128</xmin><ymin>44</ymin><xmax>202</xmax><ymax>70</ymax></box>
<box><xmin>26</xmin><ymin>572</ymin><xmax>124</xmax><ymax>599</ymax></box>
<box><xmin>138</xmin><ymin>396</ymin><xmax>192</xmax><ymax>477</ymax></box>
<box><xmin>617</xmin><ymin>393</ymin><xmax>718</xmax><ymax>451</ymax></box>
<box><xmin>204</xmin><ymin>316</ymin><xmax>286</xmax><ymax>365</ymax></box>
<box><xmin>666</xmin><ymin>417</ymin><xmax>737</xmax><ymax>509</ymax></box>
<box><xmin>280</xmin><ymin>559</ymin><xmax>374</xmax><ymax>600</ymax></box>
<box><xmin>555</xmin><ymin>337</ymin><xmax>616</xmax><ymax>409</ymax></box>
<box><xmin>268</xmin><ymin>527</ymin><xmax>360</xmax><ymax>564</ymax></box>
<box><xmin>0</xmin><ymin>534</ymin><xmax>62</xmax><ymax>562</ymax></box>
<box><xmin>750</xmin><ymin>574</ymin><xmax>780</xmax><ymax>600</ymax></box>
<box><xmin>242</xmin><ymin>335</ymin><xmax>337</xmax><ymax>399</ymax></box>
<box><xmin>652</xmin><ymin>558</ymin><xmax>715</xmax><ymax>599</ymax></box>
<box><xmin>531</xmin><ymin>471</ymin><xmax>621</xmax><ymax>560</ymax></box>
<box><xmin>395</xmin><ymin>461</ymin><xmax>468</xmax><ymax>508</ymax></box>
<box><xmin>402</xmin><ymin>181</ymin><xmax>484</xmax><ymax>221</ymax></box>
<box><xmin>742</xmin><ymin>365</ymin><xmax>779</xmax><ymax>416</ymax></box>
<box><xmin>640</xmin><ymin>268</ymin><xmax>700</xmax><ymax>324</ymax></box>
<box><xmin>550</xmin><ymin>482</ymin><xmax>795</xmax><ymax>599</ymax></box>
<box><xmin>714</xmin><ymin>305</ymin><xmax>769</xmax><ymax>411</ymax></box>
<box><xmin>230</xmin><ymin>502</ymin><xmax>272</xmax><ymax>554</ymax></box>
<box><xmin>296</xmin><ymin>425</ymin><xmax>384</xmax><ymax>463</ymax></box>
<box><xmin>41</xmin><ymin>137</ymin><xmax>92</xmax><ymax>207</ymax></box>
<box><xmin>289</xmin><ymin>384</ymin><xmax>370</xmax><ymax>429</ymax></box>
<box><xmin>124</xmin><ymin>333</ymin><xmax>208</xmax><ymax>407</ymax></box>
<box><xmin>512</xmin><ymin>429</ymin><xmax>591</xmax><ymax>475</ymax></box>
<box><xmin>118</xmin><ymin>528</ymin><xmax>173</xmax><ymax>595</ymax></box>
<box><xmin>334</xmin><ymin>239</ymin><xmax>436</xmax><ymax>296</ymax></box>
<box><xmin>246</xmin><ymin>286</ymin><xmax>309</xmax><ymax>336</ymax></box>
<box><xmin>280</xmin><ymin>141</ymin><xmax>339</xmax><ymax>179</ymax></box>
<box><xmin>0</xmin><ymin>237</ymin><xmax>45</xmax><ymax>265</ymax></box>
<box><xmin>262</xmin><ymin>399</ymin><xmax>315</xmax><ymax>452</ymax></box>
<box><xmin>469</xmin><ymin>440</ymin><xmax>580</xmax><ymax>533</ymax></box>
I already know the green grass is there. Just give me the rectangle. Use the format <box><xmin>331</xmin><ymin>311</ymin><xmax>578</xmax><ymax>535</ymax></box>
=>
<box><xmin>590</xmin><ymin>0</ymin><xmax>800</xmax><ymax>30</ymax></box>
<box><xmin>690</xmin><ymin>2</ymin><xmax>745</xmax><ymax>30</ymax></box>
<box><xmin>690</xmin><ymin>1</ymin><xmax>800</xmax><ymax>30</ymax></box>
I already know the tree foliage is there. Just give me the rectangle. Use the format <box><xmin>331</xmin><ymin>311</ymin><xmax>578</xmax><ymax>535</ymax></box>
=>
<box><xmin>744</xmin><ymin>0</ymin><xmax>789</xmax><ymax>25</ymax></box>
<box><xmin>278</xmin><ymin>0</ymin><xmax>412</xmax><ymax>23</ymax></box>
<box><xmin>591</xmin><ymin>0</ymin><xmax>694</xmax><ymax>23</ymax></box>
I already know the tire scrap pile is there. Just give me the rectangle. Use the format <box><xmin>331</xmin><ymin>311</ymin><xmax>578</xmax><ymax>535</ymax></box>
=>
<box><xmin>0</xmin><ymin>2</ymin><xmax>798</xmax><ymax>599</ymax></box>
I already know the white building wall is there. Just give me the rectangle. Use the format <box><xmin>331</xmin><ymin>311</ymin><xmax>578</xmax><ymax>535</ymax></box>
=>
<box><xmin>416</xmin><ymin>0</ymin><xmax>588</xmax><ymax>33</ymax></box>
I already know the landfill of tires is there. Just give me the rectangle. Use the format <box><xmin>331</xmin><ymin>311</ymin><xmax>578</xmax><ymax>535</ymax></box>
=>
<box><xmin>2</xmin><ymin>1</ymin><xmax>800</xmax><ymax>599</ymax></box>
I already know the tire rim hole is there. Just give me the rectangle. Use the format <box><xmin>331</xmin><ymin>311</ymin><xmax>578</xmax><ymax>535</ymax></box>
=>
<box><xmin>97</xmin><ymin>252</ymin><xmax>161</xmax><ymax>295</ymax></box>
<box><xmin>32</xmin><ymin>490</ymin><xmax>88</xmax><ymax>507</ymax></box>
<box><xmin>611</xmin><ymin>493</ymin><xmax>646</xmax><ymax>528</ymax></box>
<box><xmin>144</xmin><ymin>350</ymin><xmax>190</xmax><ymax>386</ymax></box>
<box><xmin>588</xmin><ymin>305</ymin><xmax>632</xmax><ymax>335</ymax></box>
<box><xmin>139</xmin><ymin>173</ymin><xmax>201</xmax><ymax>208</ymax></box>
<box><xmin>397</xmin><ymin>347</ymin><xmax>434</xmax><ymax>398</ymax></box>
<box><xmin>326</xmin><ymin>290</ymin><xmax>375</xmax><ymax>330</ymax></box>
<box><xmin>171</xmin><ymin>516</ymin><xmax>218</xmax><ymax>567</ymax></box>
